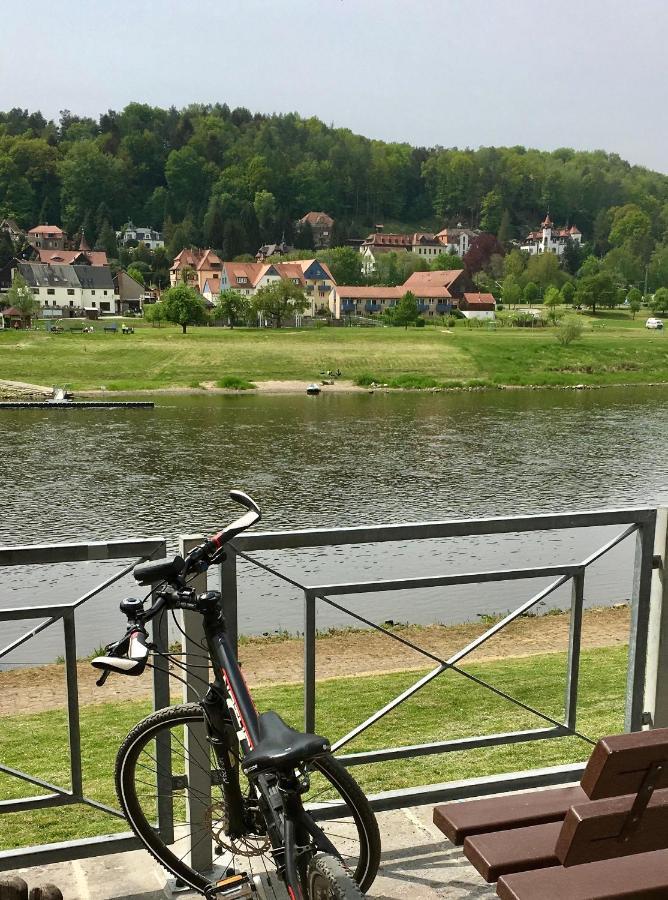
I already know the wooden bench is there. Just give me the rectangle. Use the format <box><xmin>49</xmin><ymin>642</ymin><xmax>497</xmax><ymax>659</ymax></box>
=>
<box><xmin>67</xmin><ymin>326</ymin><xmax>84</xmax><ymax>333</ymax></box>
<box><xmin>433</xmin><ymin>727</ymin><xmax>668</xmax><ymax>898</ymax></box>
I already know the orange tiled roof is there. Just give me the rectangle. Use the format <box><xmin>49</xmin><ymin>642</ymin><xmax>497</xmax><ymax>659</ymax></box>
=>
<box><xmin>38</xmin><ymin>249</ymin><xmax>108</xmax><ymax>267</ymax></box>
<box><xmin>28</xmin><ymin>224</ymin><xmax>65</xmax><ymax>235</ymax></box>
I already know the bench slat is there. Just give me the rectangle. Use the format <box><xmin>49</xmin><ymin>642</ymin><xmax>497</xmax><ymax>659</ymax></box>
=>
<box><xmin>496</xmin><ymin>849</ymin><xmax>668</xmax><ymax>900</ymax></box>
<box><xmin>556</xmin><ymin>788</ymin><xmax>668</xmax><ymax>867</ymax></box>
<box><xmin>582</xmin><ymin>728</ymin><xmax>668</xmax><ymax>799</ymax></box>
<box><xmin>433</xmin><ymin>785</ymin><xmax>586</xmax><ymax>845</ymax></box>
<box><xmin>464</xmin><ymin>822</ymin><xmax>561</xmax><ymax>882</ymax></box>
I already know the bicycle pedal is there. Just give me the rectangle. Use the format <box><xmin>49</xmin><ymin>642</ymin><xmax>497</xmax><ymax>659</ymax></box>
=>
<box><xmin>206</xmin><ymin>872</ymin><xmax>254</xmax><ymax>898</ymax></box>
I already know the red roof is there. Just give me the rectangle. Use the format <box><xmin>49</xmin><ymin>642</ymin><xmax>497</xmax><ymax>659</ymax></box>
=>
<box><xmin>403</xmin><ymin>269</ymin><xmax>464</xmax><ymax>293</ymax></box>
<box><xmin>1</xmin><ymin>306</ymin><xmax>28</xmax><ymax>317</ymax></box>
<box><xmin>299</xmin><ymin>211</ymin><xmax>334</xmax><ymax>227</ymax></box>
<box><xmin>335</xmin><ymin>286</ymin><xmax>403</xmax><ymax>300</ymax></box>
<box><xmin>463</xmin><ymin>292</ymin><xmax>496</xmax><ymax>310</ymax></box>
<box><xmin>38</xmin><ymin>249</ymin><xmax>108</xmax><ymax>267</ymax></box>
<box><xmin>28</xmin><ymin>224</ymin><xmax>65</xmax><ymax>235</ymax></box>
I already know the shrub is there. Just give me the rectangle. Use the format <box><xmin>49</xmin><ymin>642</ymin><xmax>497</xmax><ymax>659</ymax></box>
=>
<box><xmin>217</xmin><ymin>375</ymin><xmax>257</xmax><ymax>390</ymax></box>
<box><xmin>555</xmin><ymin>317</ymin><xmax>584</xmax><ymax>346</ymax></box>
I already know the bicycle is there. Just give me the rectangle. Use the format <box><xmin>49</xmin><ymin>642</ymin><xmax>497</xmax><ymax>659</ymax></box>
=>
<box><xmin>92</xmin><ymin>491</ymin><xmax>381</xmax><ymax>900</ymax></box>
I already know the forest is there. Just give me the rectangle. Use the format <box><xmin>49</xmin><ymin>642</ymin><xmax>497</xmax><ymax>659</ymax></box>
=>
<box><xmin>1</xmin><ymin>102</ymin><xmax>668</xmax><ymax>260</ymax></box>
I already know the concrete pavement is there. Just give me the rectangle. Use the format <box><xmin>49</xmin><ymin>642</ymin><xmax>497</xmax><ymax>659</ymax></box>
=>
<box><xmin>8</xmin><ymin>806</ymin><xmax>496</xmax><ymax>900</ymax></box>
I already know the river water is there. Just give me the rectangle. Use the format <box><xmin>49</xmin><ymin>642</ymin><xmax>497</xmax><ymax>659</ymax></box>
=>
<box><xmin>1</xmin><ymin>386</ymin><xmax>667</xmax><ymax>664</ymax></box>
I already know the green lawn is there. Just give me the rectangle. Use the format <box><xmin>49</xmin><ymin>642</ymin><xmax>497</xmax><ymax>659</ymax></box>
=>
<box><xmin>0</xmin><ymin>645</ymin><xmax>628</xmax><ymax>849</ymax></box>
<box><xmin>0</xmin><ymin>312</ymin><xmax>666</xmax><ymax>391</ymax></box>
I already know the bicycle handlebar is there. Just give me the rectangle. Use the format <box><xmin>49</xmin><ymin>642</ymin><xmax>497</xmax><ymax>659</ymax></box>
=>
<box><xmin>91</xmin><ymin>491</ymin><xmax>261</xmax><ymax>685</ymax></box>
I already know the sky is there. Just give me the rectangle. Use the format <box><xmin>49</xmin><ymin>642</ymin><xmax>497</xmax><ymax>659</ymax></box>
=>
<box><xmin>2</xmin><ymin>0</ymin><xmax>668</xmax><ymax>173</ymax></box>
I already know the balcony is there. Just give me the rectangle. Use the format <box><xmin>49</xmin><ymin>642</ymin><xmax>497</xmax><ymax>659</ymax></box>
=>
<box><xmin>436</xmin><ymin>302</ymin><xmax>451</xmax><ymax>313</ymax></box>
<box><xmin>365</xmin><ymin>302</ymin><xmax>381</xmax><ymax>313</ymax></box>
<box><xmin>342</xmin><ymin>300</ymin><xmax>356</xmax><ymax>312</ymax></box>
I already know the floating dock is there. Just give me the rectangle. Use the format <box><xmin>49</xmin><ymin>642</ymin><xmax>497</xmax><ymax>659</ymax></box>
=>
<box><xmin>0</xmin><ymin>400</ymin><xmax>154</xmax><ymax>409</ymax></box>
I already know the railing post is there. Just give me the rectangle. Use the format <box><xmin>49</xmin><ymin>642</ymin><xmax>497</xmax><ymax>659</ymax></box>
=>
<box><xmin>304</xmin><ymin>591</ymin><xmax>316</xmax><ymax>732</ymax></box>
<box><xmin>150</xmin><ymin>541</ymin><xmax>174</xmax><ymax>844</ymax></box>
<box><xmin>62</xmin><ymin>610</ymin><xmax>82</xmax><ymax>800</ymax></box>
<box><xmin>178</xmin><ymin>535</ymin><xmax>212</xmax><ymax>875</ymax></box>
<box><xmin>564</xmin><ymin>571</ymin><xmax>584</xmax><ymax>731</ymax></box>
<box><xmin>643</xmin><ymin>508</ymin><xmax>668</xmax><ymax>728</ymax></box>
<box><xmin>626</xmin><ymin>514</ymin><xmax>658</xmax><ymax>731</ymax></box>
<box><xmin>220</xmin><ymin>548</ymin><xmax>238</xmax><ymax>656</ymax></box>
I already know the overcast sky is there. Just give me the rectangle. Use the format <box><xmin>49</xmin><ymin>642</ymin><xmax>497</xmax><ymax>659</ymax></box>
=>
<box><xmin>2</xmin><ymin>0</ymin><xmax>667</xmax><ymax>173</ymax></box>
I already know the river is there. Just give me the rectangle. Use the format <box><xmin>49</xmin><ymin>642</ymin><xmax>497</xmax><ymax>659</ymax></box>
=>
<box><xmin>1</xmin><ymin>385</ymin><xmax>667</xmax><ymax>664</ymax></box>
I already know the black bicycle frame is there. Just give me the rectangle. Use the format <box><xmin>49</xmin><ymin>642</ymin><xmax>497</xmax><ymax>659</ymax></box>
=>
<box><xmin>194</xmin><ymin>594</ymin><xmax>337</xmax><ymax>898</ymax></box>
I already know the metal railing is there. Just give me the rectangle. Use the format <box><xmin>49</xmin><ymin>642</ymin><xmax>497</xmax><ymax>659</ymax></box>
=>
<box><xmin>0</xmin><ymin>537</ymin><xmax>169</xmax><ymax>868</ymax></box>
<box><xmin>1</xmin><ymin>506</ymin><xmax>667</xmax><ymax>871</ymax></box>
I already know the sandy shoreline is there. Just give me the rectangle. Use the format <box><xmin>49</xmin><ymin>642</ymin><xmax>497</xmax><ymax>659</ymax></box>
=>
<box><xmin>3</xmin><ymin>377</ymin><xmax>668</xmax><ymax>400</ymax></box>
<box><xmin>0</xmin><ymin>606</ymin><xmax>630</xmax><ymax>717</ymax></box>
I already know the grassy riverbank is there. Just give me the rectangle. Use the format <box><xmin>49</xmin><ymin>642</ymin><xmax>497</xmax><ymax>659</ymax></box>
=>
<box><xmin>0</xmin><ymin>644</ymin><xmax>627</xmax><ymax>849</ymax></box>
<box><xmin>0</xmin><ymin>311</ymin><xmax>666</xmax><ymax>392</ymax></box>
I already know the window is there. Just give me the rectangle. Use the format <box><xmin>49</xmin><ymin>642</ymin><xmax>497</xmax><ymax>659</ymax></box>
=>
<box><xmin>101</xmin><ymin>302</ymin><xmax>110</xmax><ymax>311</ymax></box>
<box><xmin>91</xmin><ymin>289</ymin><xmax>95</xmax><ymax>295</ymax></box>
<box><xmin>67</xmin><ymin>288</ymin><xmax>75</xmax><ymax>295</ymax></box>
<box><xmin>69</xmin><ymin>300</ymin><xmax>74</xmax><ymax>307</ymax></box>
<box><xmin>91</xmin><ymin>302</ymin><xmax>96</xmax><ymax>308</ymax></box>
<box><xmin>104</xmin><ymin>290</ymin><xmax>108</xmax><ymax>295</ymax></box>
<box><xmin>47</xmin><ymin>288</ymin><xmax>55</xmax><ymax>296</ymax></box>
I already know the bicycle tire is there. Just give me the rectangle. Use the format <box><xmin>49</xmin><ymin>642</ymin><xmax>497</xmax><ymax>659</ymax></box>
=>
<box><xmin>115</xmin><ymin>703</ymin><xmax>380</xmax><ymax>895</ymax></box>
<box><xmin>307</xmin><ymin>853</ymin><xmax>364</xmax><ymax>899</ymax></box>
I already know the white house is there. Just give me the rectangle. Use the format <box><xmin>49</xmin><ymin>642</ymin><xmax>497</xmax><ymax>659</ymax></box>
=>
<box><xmin>521</xmin><ymin>215</ymin><xmax>582</xmax><ymax>256</ymax></box>
<box><xmin>219</xmin><ymin>259</ymin><xmax>335</xmax><ymax>316</ymax></box>
<box><xmin>118</xmin><ymin>222</ymin><xmax>164</xmax><ymax>250</ymax></box>
<box><xmin>17</xmin><ymin>261</ymin><xmax>115</xmax><ymax>316</ymax></box>
<box><xmin>359</xmin><ymin>229</ymin><xmax>477</xmax><ymax>273</ymax></box>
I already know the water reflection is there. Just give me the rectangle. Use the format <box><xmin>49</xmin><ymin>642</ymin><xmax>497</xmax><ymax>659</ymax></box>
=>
<box><xmin>1</xmin><ymin>386</ymin><xmax>667</xmax><ymax>662</ymax></box>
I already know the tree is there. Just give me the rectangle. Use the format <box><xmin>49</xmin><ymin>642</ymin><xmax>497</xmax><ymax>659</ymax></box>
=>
<box><xmin>390</xmin><ymin>290</ymin><xmax>420</xmax><ymax>329</ymax></box>
<box><xmin>127</xmin><ymin>265</ymin><xmax>145</xmax><ymax>286</ymax></box>
<box><xmin>252</xmin><ymin>278</ymin><xmax>308</xmax><ymax>328</ymax></box>
<box><xmin>543</xmin><ymin>286</ymin><xmax>562</xmax><ymax>323</ymax></box>
<box><xmin>253</xmin><ymin>190</ymin><xmax>277</xmax><ymax>241</ymax></box>
<box><xmin>294</xmin><ymin>220</ymin><xmax>314</xmax><ymax>250</ymax></box>
<box><xmin>7</xmin><ymin>272</ymin><xmax>39</xmax><ymax>319</ymax></box>
<box><xmin>217</xmin><ymin>289</ymin><xmax>250</xmax><ymax>328</ymax></box>
<box><xmin>503</xmin><ymin>249</ymin><xmax>527</xmax><ymax>279</ymax></box>
<box><xmin>161</xmin><ymin>284</ymin><xmax>207</xmax><ymax>333</ymax></box>
<box><xmin>144</xmin><ymin>302</ymin><xmax>167</xmax><ymax>327</ymax></box>
<box><xmin>463</xmin><ymin>233</ymin><xmax>504</xmax><ymax>275</ymax></box>
<box><xmin>523</xmin><ymin>281</ymin><xmax>539</xmax><ymax>304</ymax></box>
<box><xmin>431</xmin><ymin>252</ymin><xmax>464</xmax><ymax>270</ymax></box>
<box><xmin>479</xmin><ymin>190</ymin><xmax>503</xmax><ymax>234</ymax></box>
<box><xmin>501</xmin><ymin>275</ymin><xmax>521</xmax><ymax>307</ymax></box>
<box><xmin>319</xmin><ymin>247</ymin><xmax>364</xmax><ymax>286</ymax></box>
<box><xmin>561</xmin><ymin>281</ymin><xmax>576</xmax><ymax>305</ymax></box>
<box><xmin>650</xmin><ymin>287</ymin><xmax>668</xmax><ymax>315</ymax></box>
<box><xmin>96</xmin><ymin>220</ymin><xmax>118</xmax><ymax>258</ymax></box>
<box><xmin>575</xmin><ymin>272</ymin><xmax>616</xmax><ymax>315</ymax></box>
<box><xmin>627</xmin><ymin>287</ymin><xmax>642</xmax><ymax>319</ymax></box>
<box><xmin>561</xmin><ymin>239</ymin><xmax>582</xmax><ymax>275</ymax></box>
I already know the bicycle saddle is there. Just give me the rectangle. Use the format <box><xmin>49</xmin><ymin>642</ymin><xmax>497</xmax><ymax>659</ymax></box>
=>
<box><xmin>241</xmin><ymin>711</ymin><xmax>330</xmax><ymax>774</ymax></box>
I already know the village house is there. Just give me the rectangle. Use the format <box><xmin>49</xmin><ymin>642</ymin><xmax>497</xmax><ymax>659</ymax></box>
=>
<box><xmin>255</xmin><ymin>238</ymin><xmax>294</xmax><ymax>261</ymax></box>
<box><xmin>359</xmin><ymin>228</ymin><xmax>477</xmax><ymax>274</ymax></box>
<box><xmin>26</xmin><ymin>224</ymin><xmax>66</xmax><ymax>251</ymax></box>
<box><xmin>329</xmin><ymin>268</ymin><xmax>485</xmax><ymax>320</ymax></box>
<box><xmin>0</xmin><ymin>218</ymin><xmax>25</xmax><ymax>245</ymax></box>
<box><xmin>15</xmin><ymin>261</ymin><xmax>115</xmax><ymax>317</ymax></box>
<box><xmin>169</xmin><ymin>248</ymin><xmax>223</xmax><ymax>292</ymax></box>
<box><xmin>219</xmin><ymin>259</ymin><xmax>335</xmax><ymax>316</ymax></box>
<box><xmin>296</xmin><ymin>212</ymin><xmax>334</xmax><ymax>249</ymax></box>
<box><xmin>521</xmin><ymin>214</ymin><xmax>582</xmax><ymax>256</ymax></box>
<box><xmin>113</xmin><ymin>270</ymin><xmax>145</xmax><ymax>315</ymax></box>
<box><xmin>435</xmin><ymin>226</ymin><xmax>477</xmax><ymax>257</ymax></box>
<box><xmin>117</xmin><ymin>222</ymin><xmax>164</xmax><ymax>250</ymax></box>
<box><xmin>459</xmin><ymin>292</ymin><xmax>497</xmax><ymax>319</ymax></box>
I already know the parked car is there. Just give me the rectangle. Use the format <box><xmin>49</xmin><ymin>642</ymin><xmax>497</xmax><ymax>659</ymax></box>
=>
<box><xmin>645</xmin><ymin>317</ymin><xmax>664</xmax><ymax>329</ymax></box>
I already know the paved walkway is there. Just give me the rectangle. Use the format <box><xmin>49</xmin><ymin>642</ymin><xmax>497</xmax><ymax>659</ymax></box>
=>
<box><xmin>8</xmin><ymin>806</ymin><xmax>496</xmax><ymax>900</ymax></box>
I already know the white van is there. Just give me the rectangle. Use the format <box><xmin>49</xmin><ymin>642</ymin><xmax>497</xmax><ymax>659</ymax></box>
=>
<box><xmin>645</xmin><ymin>317</ymin><xmax>664</xmax><ymax>329</ymax></box>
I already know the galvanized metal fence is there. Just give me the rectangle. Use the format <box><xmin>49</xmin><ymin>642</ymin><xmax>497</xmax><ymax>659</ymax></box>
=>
<box><xmin>0</xmin><ymin>538</ymin><xmax>168</xmax><ymax>868</ymax></box>
<box><xmin>1</xmin><ymin>506</ymin><xmax>667</xmax><ymax>872</ymax></box>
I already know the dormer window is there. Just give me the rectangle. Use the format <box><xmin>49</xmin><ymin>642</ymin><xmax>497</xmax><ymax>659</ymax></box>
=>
<box><xmin>238</xmin><ymin>276</ymin><xmax>248</xmax><ymax>284</ymax></box>
<box><xmin>293</xmin><ymin>278</ymin><xmax>300</xmax><ymax>285</ymax></box>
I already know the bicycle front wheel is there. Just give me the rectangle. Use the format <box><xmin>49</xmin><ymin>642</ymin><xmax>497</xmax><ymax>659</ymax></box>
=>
<box><xmin>115</xmin><ymin>704</ymin><xmax>380</xmax><ymax>896</ymax></box>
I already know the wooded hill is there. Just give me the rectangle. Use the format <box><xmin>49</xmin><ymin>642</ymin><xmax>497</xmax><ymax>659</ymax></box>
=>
<box><xmin>1</xmin><ymin>103</ymin><xmax>668</xmax><ymax>265</ymax></box>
